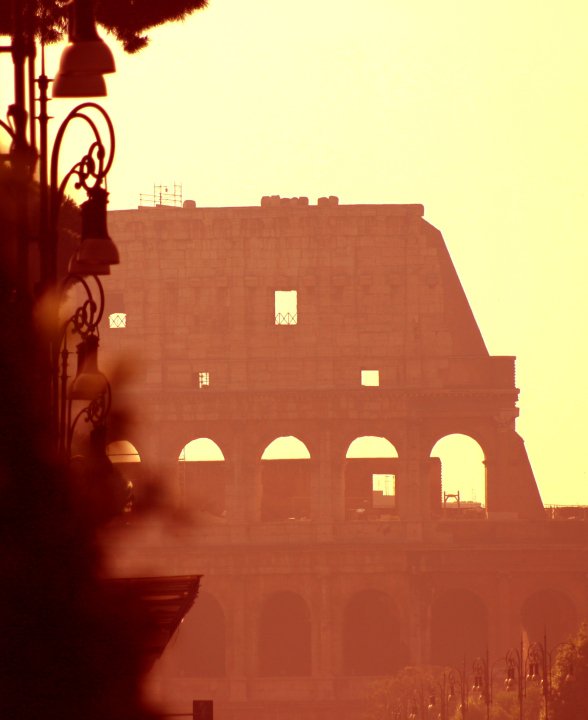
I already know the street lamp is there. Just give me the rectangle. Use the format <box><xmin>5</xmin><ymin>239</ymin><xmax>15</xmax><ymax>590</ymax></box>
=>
<box><xmin>52</xmin><ymin>0</ymin><xmax>116</xmax><ymax>97</ymax></box>
<box><xmin>526</xmin><ymin>639</ymin><xmax>548</xmax><ymax>719</ymax></box>
<box><xmin>407</xmin><ymin>685</ymin><xmax>427</xmax><ymax>719</ymax></box>
<box><xmin>504</xmin><ymin>643</ymin><xmax>525</xmax><ymax>720</ymax></box>
<box><xmin>1</xmin><ymin>0</ymin><xmax>118</xmax><ymax>461</ymax></box>
<box><xmin>427</xmin><ymin>666</ymin><xmax>468</xmax><ymax>720</ymax></box>
<box><xmin>446</xmin><ymin>667</ymin><xmax>468</xmax><ymax>719</ymax></box>
<box><xmin>1</xmin><ymin>7</ymin><xmax>203</xmax><ymax>716</ymax></box>
<box><xmin>526</xmin><ymin>634</ymin><xmax>576</xmax><ymax>720</ymax></box>
<box><xmin>471</xmin><ymin>652</ymin><xmax>495</xmax><ymax>720</ymax></box>
<box><xmin>502</xmin><ymin>635</ymin><xmax>576</xmax><ymax>720</ymax></box>
<box><xmin>48</xmin><ymin>101</ymin><xmax>117</xmax><ymax>459</ymax></box>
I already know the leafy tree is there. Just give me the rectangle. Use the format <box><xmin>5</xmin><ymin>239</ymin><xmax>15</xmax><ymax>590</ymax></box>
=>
<box><xmin>367</xmin><ymin>666</ymin><xmax>544</xmax><ymax>720</ymax></box>
<box><xmin>0</xmin><ymin>0</ymin><xmax>209</xmax><ymax>53</ymax></box>
<box><xmin>485</xmin><ymin>686</ymin><xmax>542</xmax><ymax>720</ymax></box>
<box><xmin>367</xmin><ymin>666</ymin><xmax>466</xmax><ymax>720</ymax></box>
<box><xmin>547</xmin><ymin>623</ymin><xmax>588</xmax><ymax>720</ymax></box>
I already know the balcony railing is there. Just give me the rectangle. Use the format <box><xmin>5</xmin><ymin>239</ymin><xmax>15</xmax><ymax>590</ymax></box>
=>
<box><xmin>275</xmin><ymin>312</ymin><xmax>297</xmax><ymax>325</ymax></box>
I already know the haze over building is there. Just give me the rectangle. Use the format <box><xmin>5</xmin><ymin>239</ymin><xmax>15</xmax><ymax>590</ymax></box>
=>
<box><xmin>101</xmin><ymin>196</ymin><xmax>588</xmax><ymax>720</ymax></box>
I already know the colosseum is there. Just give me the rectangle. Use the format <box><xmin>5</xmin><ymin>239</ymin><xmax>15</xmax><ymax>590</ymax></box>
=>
<box><xmin>100</xmin><ymin>196</ymin><xmax>588</xmax><ymax>720</ymax></box>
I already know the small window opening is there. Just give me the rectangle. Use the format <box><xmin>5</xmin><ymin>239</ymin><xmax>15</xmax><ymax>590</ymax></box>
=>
<box><xmin>109</xmin><ymin>312</ymin><xmax>127</xmax><ymax>329</ymax></box>
<box><xmin>361</xmin><ymin>369</ymin><xmax>379</xmax><ymax>386</ymax></box>
<box><xmin>372</xmin><ymin>473</ymin><xmax>395</xmax><ymax>509</ymax></box>
<box><xmin>197</xmin><ymin>371</ymin><xmax>210</xmax><ymax>388</ymax></box>
<box><xmin>275</xmin><ymin>290</ymin><xmax>297</xmax><ymax>325</ymax></box>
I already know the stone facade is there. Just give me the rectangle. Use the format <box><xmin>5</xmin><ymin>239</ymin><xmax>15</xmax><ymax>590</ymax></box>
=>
<box><xmin>100</xmin><ymin>198</ymin><xmax>588</xmax><ymax>720</ymax></box>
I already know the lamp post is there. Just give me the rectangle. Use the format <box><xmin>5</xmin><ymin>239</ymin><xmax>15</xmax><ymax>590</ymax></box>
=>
<box><xmin>526</xmin><ymin>634</ymin><xmax>576</xmax><ymax>720</ymax></box>
<box><xmin>407</xmin><ymin>685</ymin><xmax>427</xmax><ymax>719</ymax></box>
<box><xmin>447</xmin><ymin>666</ymin><xmax>468</xmax><ymax>719</ymax></box>
<box><xmin>547</xmin><ymin>639</ymin><xmax>576</xmax><ymax>719</ymax></box>
<box><xmin>526</xmin><ymin>638</ymin><xmax>548</xmax><ymax>720</ymax></box>
<box><xmin>504</xmin><ymin>643</ymin><xmax>525</xmax><ymax>720</ymax></box>
<box><xmin>48</xmin><ymin>101</ymin><xmax>117</xmax><ymax>459</ymax></box>
<box><xmin>427</xmin><ymin>666</ymin><xmax>468</xmax><ymax>720</ymax></box>
<box><xmin>1</xmin><ymin>0</ymin><xmax>119</xmax><ymax>462</ymax></box>
<box><xmin>503</xmin><ymin>635</ymin><xmax>575</xmax><ymax>720</ymax></box>
<box><xmin>471</xmin><ymin>652</ymin><xmax>494</xmax><ymax>720</ymax></box>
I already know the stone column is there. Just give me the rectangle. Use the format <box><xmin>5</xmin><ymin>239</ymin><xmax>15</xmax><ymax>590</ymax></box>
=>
<box><xmin>311</xmin><ymin>428</ymin><xmax>339</xmax><ymax>537</ymax></box>
<box><xmin>329</xmin><ymin>429</ymin><xmax>347</xmax><ymax>524</ymax></box>
<box><xmin>226</xmin><ymin>429</ymin><xmax>262</xmax><ymax>524</ymax></box>
<box><xmin>140</xmin><ymin>426</ymin><xmax>182</xmax><ymax>506</ymax></box>
<box><xmin>226</xmin><ymin>577</ymin><xmax>250</xmax><ymax>702</ymax></box>
<box><xmin>398</xmin><ymin>419</ymin><xmax>427</xmax><ymax>528</ymax></box>
<box><xmin>224</xmin><ymin>431</ymin><xmax>246</xmax><ymax>524</ymax></box>
<box><xmin>407</xmin><ymin>569</ymin><xmax>430</xmax><ymax>664</ymax></box>
<box><xmin>313</xmin><ymin>573</ymin><xmax>335</xmax><ymax>698</ymax></box>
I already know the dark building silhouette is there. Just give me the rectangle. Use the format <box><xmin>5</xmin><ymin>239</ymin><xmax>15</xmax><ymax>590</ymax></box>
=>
<box><xmin>101</xmin><ymin>197</ymin><xmax>588</xmax><ymax>720</ymax></box>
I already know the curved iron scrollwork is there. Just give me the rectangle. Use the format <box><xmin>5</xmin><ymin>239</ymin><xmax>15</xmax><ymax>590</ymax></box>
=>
<box><xmin>46</xmin><ymin>103</ymin><xmax>115</xmax><ymax>286</ymax></box>
<box><xmin>61</xmin><ymin>272</ymin><xmax>105</xmax><ymax>339</ymax></box>
<box><xmin>49</xmin><ymin>105</ymin><xmax>115</xmax><ymax>460</ymax></box>
<box><xmin>67</xmin><ymin>379</ymin><xmax>112</xmax><ymax>456</ymax></box>
<box><xmin>50</xmin><ymin>102</ymin><xmax>115</xmax><ymax>204</ymax></box>
<box><xmin>56</xmin><ymin>273</ymin><xmax>110</xmax><ymax>459</ymax></box>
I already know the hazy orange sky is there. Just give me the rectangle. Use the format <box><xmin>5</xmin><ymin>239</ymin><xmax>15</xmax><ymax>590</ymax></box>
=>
<box><xmin>2</xmin><ymin>0</ymin><xmax>587</xmax><ymax>505</ymax></box>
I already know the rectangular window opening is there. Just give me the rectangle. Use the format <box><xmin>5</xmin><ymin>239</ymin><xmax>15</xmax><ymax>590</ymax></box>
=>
<box><xmin>109</xmin><ymin>312</ymin><xmax>127</xmax><ymax>329</ymax></box>
<box><xmin>275</xmin><ymin>290</ymin><xmax>297</xmax><ymax>325</ymax></box>
<box><xmin>372</xmin><ymin>473</ymin><xmax>396</xmax><ymax>509</ymax></box>
<box><xmin>361</xmin><ymin>369</ymin><xmax>380</xmax><ymax>386</ymax></box>
<box><xmin>197</xmin><ymin>371</ymin><xmax>210</xmax><ymax>389</ymax></box>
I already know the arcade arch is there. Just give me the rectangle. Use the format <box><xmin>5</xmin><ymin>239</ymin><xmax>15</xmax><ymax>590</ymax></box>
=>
<box><xmin>342</xmin><ymin>589</ymin><xmax>404</xmax><ymax>675</ymax></box>
<box><xmin>166</xmin><ymin>591</ymin><xmax>226</xmax><ymax>677</ymax></box>
<box><xmin>430</xmin><ymin>434</ymin><xmax>486</xmax><ymax>517</ymax></box>
<box><xmin>260</xmin><ymin>436</ymin><xmax>311</xmax><ymax>521</ymax></box>
<box><xmin>178</xmin><ymin>438</ymin><xmax>227</xmax><ymax>517</ymax></box>
<box><xmin>344</xmin><ymin>436</ymin><xmax>399</xmax><ymax>519</ymax></box>
<box><xmin>180</xmin><ymin>438</ymin><xmax>225</xmax><ymax>461</ymax></box>
<box><xmin>521</xmin><ymin>589</ymin><xmax>577</xmax><ymax>647</ymax></box>
<box><xmin>258</xmin><ymin>591</ymin><xmax>311</xmax><ymax>676</ymax></box>
<box><xmin>261</xmin><ymin>436</ymin><xmax>311</xmax><ymax>459</ymax></box>
<box><xmin>430</xmin><ymin>588</ymin><xmax>488</xmax><ymax>666</ymax></box>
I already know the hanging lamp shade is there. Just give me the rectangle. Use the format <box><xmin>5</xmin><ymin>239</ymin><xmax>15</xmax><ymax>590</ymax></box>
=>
<box><xmin>69</xmin><ymin>188</ymin><xmax>119</xmax><ymax>275</ymax></box>
<box><xmin>53</xmin><ymin>0</ymin><xmax>115</xmax><ymax>99</ymax></box>
<box><xmin>68</xmin><ymin>251</ymin><xmax>110</xmax><ymax>276</ymax></box>
<box><xmin>55</xmin><ymin>38</ymin><xmax>115</xmax><ymax>76</ymax></box>
<box><xmin>69</xmin><ymin>335</ymin><xmax>108</xmax><ymax>401</ymax></box>
<box><xmin>53</xmin><ymin>69</ymin><xmax>107</xmax><ymax>98</ymax></box>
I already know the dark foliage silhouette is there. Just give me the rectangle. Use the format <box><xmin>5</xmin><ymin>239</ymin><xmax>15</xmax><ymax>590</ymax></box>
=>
<box><xmin>0</xmin><ymin>0</ymin><xmax>209</xmax><ymax>52</ymax></box>
<box><xmin>0</xmin><ymin>154</ymin><xmax>159</xmax><ymax>720</ymax></box>
<box><xmin>548</xmin><ymin>623</ymin><xmax>588</xmax><ymax>720</ymax></box>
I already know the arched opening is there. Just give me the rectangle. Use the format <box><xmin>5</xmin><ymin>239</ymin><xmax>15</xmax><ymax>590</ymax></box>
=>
<box><xmin>180</xmin><ymin>438</ymin><xmax>225</xmax><ymax>461</ymax></box>
<box><xmin>178</xmin><ymin>438</ymin><xmax>226</xmax><ymax>517</ymax></box>
<box><xmin>106</xmin><ymin>440</ymin><xmax>141</xmax><ymax>512</ymax></box>
<box><xmin>344</xmin><ymin>436</ymin><xmax>399</xmax><ymax>519</ymax></box>
<box><xmin>261</xmin><ymin>436</ymin><xmax>311</xmax><ymax>459</ymax></box>
<box><xmin>167</xmin><ymin>591</ymin><xmax>226</xmax><ymax>677</ymax></box>
<box><xmin>260</xmin><ymin>436</ymin><xmax>311</xmax><ymax>521</ymax></box>
<box><xmin>342</xmin><ymin>590</ymin><xmax>405</xmax><ymax>675</ymax></box>
<box><xmin>430</xmin><ymin>434</ymin><xmax>486</xmax><ymax>518</ymax></box>
<box><xmin>430</xmin><ymin>589</ymin><xmax>488</xmax><ymax>666</ymax></box>
<box><xmin>521</xmin><ymin>589</ymin><xmax>577</xmax><ymax>647</ymax></box>
<box><xmin>258</xmin><ymin>592</ymin><xmax>311</xmax><ymax>676</ymax></box>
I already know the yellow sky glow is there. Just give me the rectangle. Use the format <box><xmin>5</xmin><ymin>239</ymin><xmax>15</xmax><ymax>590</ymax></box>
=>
<box><xmin>1</xmin><ymin>0</ymin><xmax>586</xmax><ymax>504</ymax></box>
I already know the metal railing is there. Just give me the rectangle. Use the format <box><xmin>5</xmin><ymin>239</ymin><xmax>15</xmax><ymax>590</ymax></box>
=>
<box><xmin>275</xmin><ymin>312</ymin><xmax>298</xmax><ymax>325</ymax></box>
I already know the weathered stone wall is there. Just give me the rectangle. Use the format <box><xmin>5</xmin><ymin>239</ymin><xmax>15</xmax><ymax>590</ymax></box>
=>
<box><xmin>101</xmin><ymin>199</ymin><xmax>586</xmax><ymax>720</ymax></box>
